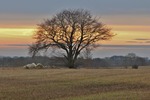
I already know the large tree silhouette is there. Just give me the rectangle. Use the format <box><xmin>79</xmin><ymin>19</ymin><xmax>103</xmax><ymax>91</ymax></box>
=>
<box><xmin>29</xmin><ymin>9</ymin><xmax>114</xmax><ymax>68</ymax></box>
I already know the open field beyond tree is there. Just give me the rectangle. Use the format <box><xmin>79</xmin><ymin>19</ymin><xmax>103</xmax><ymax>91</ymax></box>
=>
<box><xmin>0</xmin><ymin>67</ymin><xmax>150</xmax><ymax>100</ymax></box>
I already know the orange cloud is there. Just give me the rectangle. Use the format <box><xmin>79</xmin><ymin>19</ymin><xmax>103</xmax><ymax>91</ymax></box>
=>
<box><xmin>0</xmin><ymin>28</ymin><xmax>34</xmax><ymax>44</ymax></box>
<box><xmin>102</xmin><ymin>25</ymin><xmax>150</xmax><ymax>45</ymax></box>
<box><xmin>0</xmin><ymin>24</ymin><xmax>150</xmax><ymax>46</ymax></box>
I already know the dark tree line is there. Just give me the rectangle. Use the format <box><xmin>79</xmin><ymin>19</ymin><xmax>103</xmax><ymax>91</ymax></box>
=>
<box><xmin>0</xmin><ymin>54</ymin><xmax>149</xmax><ymax>68</ymax></box>
<box><xmin>0</xmin><ymin>56</ymin><xmax>65</xmax><ymax>67</ymax></box>
<box><xmin>91</xmin><ymin>56</ymin><xmax>149</xmax><ymax>68</ymax></box>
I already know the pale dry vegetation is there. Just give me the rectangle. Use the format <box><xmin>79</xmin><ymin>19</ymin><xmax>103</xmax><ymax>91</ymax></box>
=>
<box><xmin>0</xmin><ymin>67</ymin><xmax>150</xmax><ymax>100</ymax></box>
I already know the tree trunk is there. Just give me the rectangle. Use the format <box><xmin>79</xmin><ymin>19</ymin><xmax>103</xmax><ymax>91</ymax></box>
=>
<box><xmin>66</xmin><ymin>55</ymin><xmax>77</xmax><ymax>68</ymax></box>
<box><xmin>66</xmin><ymin>56</ymin><xmax>76</xmax><ymax>68</ymax></box>
<box><xmin>66</xmin><ymin>48</ymin><xmax>80</xmax><ymax>68</ymax></box>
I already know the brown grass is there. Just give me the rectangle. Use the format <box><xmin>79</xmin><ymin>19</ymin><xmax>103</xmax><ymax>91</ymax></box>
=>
<box><xmin>0</xmin><ymin>67</ymin><xmax>150</xmax><ymax>100</ymax></box>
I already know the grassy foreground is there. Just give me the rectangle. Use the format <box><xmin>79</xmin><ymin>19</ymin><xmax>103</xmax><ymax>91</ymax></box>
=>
<box><xmin>0</xmin><ymin>67</ymin><xmax>150</xmax><ymax>100</ymax></box>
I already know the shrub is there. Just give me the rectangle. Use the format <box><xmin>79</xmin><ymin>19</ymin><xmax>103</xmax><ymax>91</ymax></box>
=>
<box><xmin>132</xmin><ymin>65</ymin><xmax>138</xmax><ymax>69</ymax></box>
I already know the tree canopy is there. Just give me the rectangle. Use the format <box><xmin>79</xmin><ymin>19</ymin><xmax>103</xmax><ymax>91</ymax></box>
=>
<box><xmin>29</xmin><ymin>9</ymin><xmax>114</xmax><ymax>68</ymax></box>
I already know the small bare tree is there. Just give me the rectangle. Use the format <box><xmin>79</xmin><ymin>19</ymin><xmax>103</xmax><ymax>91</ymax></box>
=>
<box><xmin>29</xmin><ymin>9</ymin><xmax>114</xmax><ymax>68</ymax></box>
<box><xmin>83</xmin><ymin>47</ymin><xmax>93</xmax><ymax>59</ymax></box>
<box><xmin>82</xmin><ymin>45</ymin><xmax>95</xmax><ymax>59</ymax></box>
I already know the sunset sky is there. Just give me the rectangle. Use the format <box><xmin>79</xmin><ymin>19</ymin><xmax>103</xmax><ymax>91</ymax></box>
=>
<box><xmin>0</xmin><ymin>0</ymin><xmax>150</xmax><ymax>58</ymax></box>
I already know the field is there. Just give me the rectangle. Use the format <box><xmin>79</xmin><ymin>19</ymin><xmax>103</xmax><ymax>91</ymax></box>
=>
<box><xmin>0</xmin><ymin>67</ymin><xmax>150</xmax><ymax>100</ymax></box>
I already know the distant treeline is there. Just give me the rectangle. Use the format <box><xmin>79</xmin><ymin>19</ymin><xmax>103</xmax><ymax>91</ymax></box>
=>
<box><xmin>0</xmin><ymin>56</ymin><xmax>65</xmax><ymax>67</ymax></box>
<box><xmin>80</xmin><ymin>56</ymin><xmax>150</xmax><ymax>68</ymax></box>
<box><xmin>0</xmin><ymin>54</ymin><xmax>150</xmax><ymax>68</ymax></box>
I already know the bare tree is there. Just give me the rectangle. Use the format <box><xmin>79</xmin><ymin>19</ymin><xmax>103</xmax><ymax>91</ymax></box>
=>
<box><xmin>82</xmin><ymin>45</ymin><xmax>95</xmax><ymax>59</ymax></box>
<box><xmin>83</xmin><ymin>47</ymin><xmax>93</xmax><ymax>59</ymax></box>
<box><xmin>29</xmin><ymin>9</ymin><xmax>114</xmax><ymax>68</ymax></box>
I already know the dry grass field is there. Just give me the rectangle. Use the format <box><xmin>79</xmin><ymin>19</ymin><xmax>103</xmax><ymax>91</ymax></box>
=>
<box><xmin>0</xmin><ymin>67</ymin><xmax>150</xmax><ymax>100</ymax></box>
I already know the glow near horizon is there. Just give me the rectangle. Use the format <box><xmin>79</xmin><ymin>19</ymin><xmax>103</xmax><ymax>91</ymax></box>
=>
<box><xmin>0</xmin><ymin>28</ymin><xmax>33</xmax><ymax>45</ymax></box>
<box><xmin>0</xmin><ymin>25</ymin><xmax>150</xmax><ymax>45</ymax></box>
<box><xmin>0</xmin><ymin>15</ymin><xmax>150</xmax><ymax>46</ymax></box>
<box><xmin>0</xmin><ymin>25</ymin><xmax>150</xmax><ymax>58</ymax></box>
